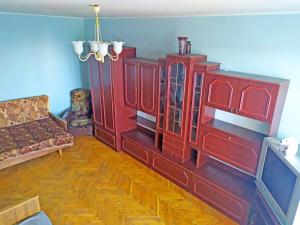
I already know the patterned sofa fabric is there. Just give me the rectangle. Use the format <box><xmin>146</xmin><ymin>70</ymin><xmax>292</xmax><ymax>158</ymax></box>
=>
<box><xmin>0</xmin><ymin>117</ymin><xmax>73</xmax><ymax>161</ymax></box>
<box><xmin>0</xmin><ymin>96</ymin><xmax>49</xmax><ymax>128</ymax></box>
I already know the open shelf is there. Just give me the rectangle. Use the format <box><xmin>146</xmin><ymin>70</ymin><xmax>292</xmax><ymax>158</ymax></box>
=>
<box><xmin>121</xmin><ymin>128</ymin><xmax>159</xmax><ymax>152</ymax></box>
<box><xmin>184</xmin><ymin>156</ymin><xmax>255</xmax><ymax>202</ymax></box>
<box><xmin>130</xmin><ymin>115</ymin><xmax>156</xmax><ymax>132</ymax></box>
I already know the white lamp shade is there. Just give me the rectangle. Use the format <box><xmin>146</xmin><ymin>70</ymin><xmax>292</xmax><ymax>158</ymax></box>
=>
<box><xmin>112</xmin><ymin>41</ymin><xmax>125</xmax><ymax>55</ymax></box>
<box><xmin>72</xmin><ymin>41</ymin><xmax>84</xmax><ymax>55</ymax></box>
<box><xmin>98</xmin><ymin>42</ymin><xmax>110</xmax><ymax>57</ymax></box>
<box><xmin>89</xmin><ymin>41</ymin><xmax>98</xmax><ymax>53</ymax></box>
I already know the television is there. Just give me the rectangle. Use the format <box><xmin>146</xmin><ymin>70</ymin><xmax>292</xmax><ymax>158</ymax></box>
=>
<box><xmin>256</xmin><ymin>137</ymin><xmax>300</xmax><ymax>225</ymax></box>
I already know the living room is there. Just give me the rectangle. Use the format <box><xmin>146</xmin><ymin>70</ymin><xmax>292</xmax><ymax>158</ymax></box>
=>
<box><xmin>0</xmin><ymin>1</ymin><xmax>299</xmax><ymax>225</ymax></box>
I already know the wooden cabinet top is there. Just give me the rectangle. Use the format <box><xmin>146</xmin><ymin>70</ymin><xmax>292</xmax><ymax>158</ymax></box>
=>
<box><xmin>208</xmin><ymin>70</ymin><xmax>289</xmax><ymax>84</ymax></box>
<box><xmin>124</xmin><ymin>57</ymin><xmax>158</xmax><ymax>64</ymax></box>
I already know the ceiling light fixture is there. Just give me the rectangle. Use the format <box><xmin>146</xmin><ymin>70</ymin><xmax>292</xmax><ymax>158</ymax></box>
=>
<box><xmin>72</xmin><ymin>5</ymin><xmax>124</xmax><ymax>63</ymax></box>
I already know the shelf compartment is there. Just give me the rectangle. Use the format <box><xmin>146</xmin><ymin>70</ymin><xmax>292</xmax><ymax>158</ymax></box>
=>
<box><xmin>130</xmin><ymin>115</ymin><xmax>156</xmax><ymax>132</ymax></box>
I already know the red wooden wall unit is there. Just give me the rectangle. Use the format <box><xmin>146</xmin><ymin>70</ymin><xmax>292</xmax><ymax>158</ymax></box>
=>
<box><xmin>89</xmin><ymin>48</ymin><xmax>289</xmax><ymax>225</ymax></box>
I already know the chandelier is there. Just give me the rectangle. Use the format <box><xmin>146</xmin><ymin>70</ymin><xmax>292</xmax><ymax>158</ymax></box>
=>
<box><xmin>72</xmin><ymin>5</ymin><xmax>124</xmax><ymax>63</ymax></box>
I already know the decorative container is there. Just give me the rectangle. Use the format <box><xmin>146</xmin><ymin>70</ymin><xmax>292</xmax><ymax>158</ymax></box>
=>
<box><xmin>186</xmin><ymin>41</ymin><xmax>191</xmax><ymax>54</ymax></box>
<box><xmin>178</xmin><ymin>37</ymin><xmax>188</xmax><ymax>55</ymax></box>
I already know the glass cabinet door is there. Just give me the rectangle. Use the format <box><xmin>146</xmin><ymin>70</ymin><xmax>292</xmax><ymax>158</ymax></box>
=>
<box><xmin>190</xmin><ymin>73</ymin><xmax>203</xmax><ymax>143</ymax></box>
<box><xmin>167</xmin><ymin>62</ymin><xmax>186</xmax><ymax>135</ymax></box>
<box><xmin>158</xmin><ymin>65</ymin><xmax>166</xmax><ymax>129</ymax></box>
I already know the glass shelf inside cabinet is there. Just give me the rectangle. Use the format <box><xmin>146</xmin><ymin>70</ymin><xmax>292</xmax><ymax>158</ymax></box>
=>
<box><xmin>167</xmin><ymin>63</ymin><xmax>186</xmax><ymax>135</ymax></box>
<box><xmin>158</xmin><ymin>65</ymin><xmax>166</xmax><ymax>129</ymax></box>
<box><xmin>190</xmin><ymin>73</ymin><xmax>203</xmax><ymax>143</ymax></box>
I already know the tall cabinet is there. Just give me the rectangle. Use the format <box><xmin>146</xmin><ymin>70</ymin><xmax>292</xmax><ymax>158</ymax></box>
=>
<box><xmin>162</xmin><ymin>54</ymin><xmax>210</xmax><ymax>163</ymax></box>
<box><xmin>89</xmin><ymin>47</ymin><xmax>137</xmax><ymax>151</ymax></box>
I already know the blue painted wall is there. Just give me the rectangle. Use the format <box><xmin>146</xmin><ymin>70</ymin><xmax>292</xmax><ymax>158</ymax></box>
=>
<box><xmin>0</xmin><ymin>13</ymin><xmax>86</xmax><ymax>115</ymax></box>
<box><xmin>85</xmin><ymin>14</ymin><xmax>300</xmax><ymax>140</ymax></box>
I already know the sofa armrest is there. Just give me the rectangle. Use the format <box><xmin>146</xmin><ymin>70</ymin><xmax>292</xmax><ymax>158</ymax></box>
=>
<box><xmin>49</xmin><ymin>113</ymin><xmax>67</xmax><ymax>130</ymax></box>
<box><xmin>0</xmin><ymin>196</ymin><xmax>41</xmax><ymax>225</ymax></box>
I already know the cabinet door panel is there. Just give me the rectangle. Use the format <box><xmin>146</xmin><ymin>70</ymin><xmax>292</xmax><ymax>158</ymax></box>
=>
<box><xmin>124</xmin><ymin>59</ymin><xmax>138</xmax><ymax>109</ymax></box>
<box><xmin>100</xmin><ymin>58</ymin><xmax>115</xmax><ymax>131</ymax></box>
<box><xmin>189</xmin><ymin>73</ymin><xmax>203</xmax><ymax>145</ymax></box>
<box><xmin>89</xmin><ymin>58</ymin><xmax>103</xmax><ymax>126</ymax></box>
<box><xmin>237</xmin><ymin>80</ymin><xmax>279</xmax><ymax>122</ymax></box>
<box><xmin>166</xmin><ymin>62</ymin><xmax>186</xmax><ymax>136</ymax></box>
<box><xmin>205</xmin><ymin>74</ymin><xmax>238</xmax><ymax>112</ymax></box>
<box><xmin>200</xmin><ymin>127</ymin><xmax>260</xmax><ymax>175</ymax></box>
<box><xmin>157</xmin><ymin>61</ymin><xmax>167</xmax><ymax>130</ymax></box>
<box><xmin>139</xmin><ymin>61</ymin><xmax>158</xmax><ymax>116</ymax></box>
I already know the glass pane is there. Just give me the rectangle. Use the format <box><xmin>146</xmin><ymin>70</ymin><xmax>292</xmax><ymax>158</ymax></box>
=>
<box><xmin>191</xmin><ymin>128</ymin><xmax>197</xmax><ymax>142</ymax></box>
<box><xmin>159</xmin><ymin>115</ymin><xmax>164</xmax><ymax>129</ymax></box>
<box><xmin>160</xmin><ymin>83</ymin><xmax>165</xmax><ymax>97</ymax></box>
<box><xmin>169</xmin><ymin>82</ymin><xmax>176</xmax><ymax>106</ymax></box>
<box><xmin>161</xmin><ymin>67</ymin><xmax>166</xmax><ymax>82</ymax></box>
<box><xmin>196</xmin><ymin>74</ymin><xmax>202</xmax><ymax>86</ymax></box>
<box><xmin>192</xmin><ymin>110</ymin><xmax>199</xmax><ymax>126</ymax></box>
<box><xmin>176</xmin><ymin>85</ymin><xmax>183</xmax><ymax>109</ymax></box>
<box><xmin>168</xmin><ymin>107</ymin><xmax>175</xmax><ymax>131</ymax></box>
<box><xmin>195</xmin><ymin>86</ymin><xmax>201</xmax><ymax>93</ymax></box>
<box><xmin>174</xmin><ymin>122</ymin><xmax>181</xmax><ymax>134</ymax></box>
<box><xmin>160</xmin><ymin>99</ymin><xmax>165</xmax><ymax>113</ymax></box>
<box><xmin>171</xmin><ymin>64</ymin><xmax>177</xmax><ymax>78</ymax></box>
<box><xmin>175</xmin><ymin>109</ymin><xmax>182</xmax><ymax>123</ymax></box>
<box><xmin>167</xmin><ymin>62</ymin><xmax>186</xmax><ymax>135</ymax></box>
<box><xmin>194</xmin><ymin>92</ymin><xmax>200</xmax><ymax>108</ymax></box>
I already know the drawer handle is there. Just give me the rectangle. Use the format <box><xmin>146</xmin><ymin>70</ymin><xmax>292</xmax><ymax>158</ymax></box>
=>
<box><xmin>228</xmin><ymin>136</ymin><xmax>232</xmax><ymax>141</ymax></box>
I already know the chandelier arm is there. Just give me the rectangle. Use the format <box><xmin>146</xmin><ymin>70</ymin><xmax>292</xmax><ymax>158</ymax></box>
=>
<box><xmin>107</xmin><ymin>52</ymin><xmax>119</xmax><ymax>61</ymax></box>
<box><xmin>78</xmin><ymin>52</ymin><xmax>94</xmax><ymax>62</ymax></box>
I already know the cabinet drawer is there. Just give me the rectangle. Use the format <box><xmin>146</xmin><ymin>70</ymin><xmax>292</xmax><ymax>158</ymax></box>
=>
<box><xmin>95</xmin><ymin>127</ymin><xmax>115</xmax><ymax>149</ymax></box>
<box><xmin>201</xmin><ymin>128</ymin><xmax>260</xmax><ymax>175</ymax></box>
<box><xmin>193</xmin><ymin>177</ymin><xmax>249</xmax><ymax>224</ymax></box>
<box><xmin>152</xmin><ymin>155</ymin><xmax>191</xmax><ymax>188</ymax></box>
<box><xmin>122</xmin><ymin>138</ymin><xmax>150</xmax><ymax>164</ymax></box>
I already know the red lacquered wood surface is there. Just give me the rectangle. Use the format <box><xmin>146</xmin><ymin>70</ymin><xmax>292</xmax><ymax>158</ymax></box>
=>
<box><xmin>249</xmin><ymin>190</ymin><xmax>281</xmax><ymax>225</ymax></box>
<box><xmin>124</xmin><ymin>58</ymin><xmax>139</xmax><ymax>109</ymax></box>
<box><xmin>236</xmin><ymin>79</ymin><xmax>279</xmax><ymax>123</ymax></box>
<box><xmin>156</xmin><ymin>58</ymin><xmax>167</xmax><ymax>132</ymax></box>
<box><xmin>138</xmin><ymin>60</ymin><xmax>158</xmax><ymax>116</ymax></box>
<box><xmin>100</xmin><ymin>57</ymin><xmax>115</xmax><ymax>132</ymax></box>
<box><xmin>120</xmin><ymin>128</ymin><xmax>255</xmax><ymax>225</ymax></box>
<box><xmin>162</xmin><ymin>54</ymin><xmax>207</xmax><ymax>163</ymax></box>
<box><xmin>89</xmin><ymin>57</ymin><xmax>103</xmax><ymax>127</ymax></box>
<box><xmin>90</xmin><ymin>47</ymin><xmax>137</xmax><ymax>151</ymax></box>
<box><xmin>188</xmin><ymin>62</ymin><xmax>221</xmax><ymax>147</ymax></box>
<box><xmin>204</xmin><ymin>73</ymin><xmax>239</xmax><ymax>113</ymax></box>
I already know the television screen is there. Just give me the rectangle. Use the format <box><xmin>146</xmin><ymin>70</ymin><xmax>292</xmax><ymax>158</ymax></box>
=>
<box><xmin>262</xmin><ymin>147</ymin><xmax>297</xmax><ymax>214</ymax></box>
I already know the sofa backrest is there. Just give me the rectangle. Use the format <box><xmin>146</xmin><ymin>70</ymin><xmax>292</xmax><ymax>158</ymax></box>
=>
<box><xmin>0</xmin><ymin>95</ymin><xmax>49</xmax><ymax>128</ymax></box>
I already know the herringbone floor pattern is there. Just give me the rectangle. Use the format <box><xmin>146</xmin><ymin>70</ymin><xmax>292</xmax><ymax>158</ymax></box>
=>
<box><xmin>0</xmin><ymin>137</ymin><xmax>236</xmax><ymax>225</ymax></box>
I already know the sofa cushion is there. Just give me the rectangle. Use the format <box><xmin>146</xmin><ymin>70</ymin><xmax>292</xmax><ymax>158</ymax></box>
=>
<box><xmin>0</xmin><ymin>96</ymin><xmax>49</xmax><ymax>128</ymax></box>
<box><xmin>0</xmin><ymin>117</ymin><xmax>73</xmax><ymax>161</ymax></box>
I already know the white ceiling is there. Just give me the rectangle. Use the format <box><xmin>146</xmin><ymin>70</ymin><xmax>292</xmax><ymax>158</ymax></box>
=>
<box><xmin>0</xmin><ymin>0</ymin><xmax>300</xmax><ymax>18</ymax></box>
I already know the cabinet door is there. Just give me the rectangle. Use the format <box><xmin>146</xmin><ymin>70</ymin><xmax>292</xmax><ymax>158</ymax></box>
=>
<box><xmin>236</xmin><ymin>80</ymin><xmax>279</xmax><ymax>123</ymax></box>
<box><xmin>124</xmin><ymin>59</ymin><xmax>139</xmax><ymax>109</ymax></box>
<box><xmin>89</xmin><ymin>58</ymin><xmax>103</xmax><ymax>126</ymax></box>
<box><xmin>157</xmin><ymin>61</ymin><xmax>167</xmax><ymax>130</ymax></box>
<box><xmin>189</xmin><ymin>72</ymin><xmax>204</xmax><ymax>145</ymax></box>
<box><xmin>100</xmin><ymin>58</ymin><xmax>115</xmax><ymax>132</ymax></box>
<box><xmin>138</xmin><ymin>61</ymin><xmax>158</xmax><ymax>116</ymax></box>
<box><xmin>166</xmin><ymin>62</ymin><xmax>187</xmax><ymax>136</ymax></box>
<box><xmin>204</xmin><ymin>74</ymin><xmax>238</xmax><ymax>112</ymax></box>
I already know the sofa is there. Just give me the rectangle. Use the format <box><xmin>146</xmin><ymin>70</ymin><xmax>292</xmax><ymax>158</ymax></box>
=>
<box><xmin>0</xmin><ymin>95</ymin><xmax>73</xmax><ymax>170</ymax></box>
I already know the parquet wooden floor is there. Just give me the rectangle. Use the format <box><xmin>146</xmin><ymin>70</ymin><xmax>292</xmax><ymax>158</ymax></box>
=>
<box><xmin>0</xmin><ymin>137</ymin><xmax>237</xmax><ymax>225</ymax></box>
